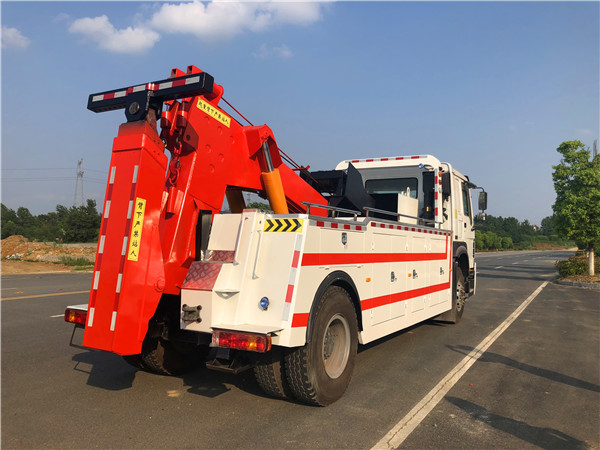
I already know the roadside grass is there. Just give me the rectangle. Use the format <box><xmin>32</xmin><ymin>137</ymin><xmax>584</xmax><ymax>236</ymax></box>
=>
<box><xmin>56</xmin><ymin>256</ymin><xmax>94</xmax><ymax>270</ymax></box>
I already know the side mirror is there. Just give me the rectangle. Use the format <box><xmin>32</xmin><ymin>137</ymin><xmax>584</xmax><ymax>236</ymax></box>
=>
<box><xmin>478</xmin><ymin>191</ymin><xmax>488</xmax><ymax>211</ymax></box>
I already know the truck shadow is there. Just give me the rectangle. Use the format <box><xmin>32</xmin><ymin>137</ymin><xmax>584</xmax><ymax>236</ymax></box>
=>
<box><xmin>447</xmin><ymin>345</ymin><xmax>600</xmax><ymax>393</ymax></box>
<box><xmin>445</xmin><ymin>396</ymin><xmax>589</xmax><ymax>449</ymax></box>
<box><xmin>71</xmin><ymin>350</ymin><xmax>137</xmax><ymax>391</ymax></box>
<box><xmin>71</xmin><ymin>348</ymin><xmax>279</xmax><ymax>401</ymax></box>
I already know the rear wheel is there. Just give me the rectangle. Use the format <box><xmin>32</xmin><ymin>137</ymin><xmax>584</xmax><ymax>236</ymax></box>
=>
<box><xmin>137</xmin><ymin>337</ymin><xmax>208</xmax><ymax>376</ymax></box>
<box><xmin>285</xmin><ymin>286</ymin><xmax>358</xmax><ymax>406</ymax></box>
<box><xmin>122</xmin><ymin>354</ymin><xmax>146</xmax><ymax>370</ymax></box>
<box><xmin>254</xmin><ymin>347</ymin><xmax>293</xmax><ymax>399</ymax></box>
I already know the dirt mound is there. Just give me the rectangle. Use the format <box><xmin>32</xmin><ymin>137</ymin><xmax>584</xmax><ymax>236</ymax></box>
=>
<box><xmin>1</xmin><ymin>235</ymin><xmax>96</xmax><ymax>263</ymax></box>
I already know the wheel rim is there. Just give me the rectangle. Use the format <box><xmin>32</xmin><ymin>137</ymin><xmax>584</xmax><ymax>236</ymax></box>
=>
<box><xmin>322</xmin><ymin>313</ymin><xmax>351</xmax><ymax>379</ymax></box>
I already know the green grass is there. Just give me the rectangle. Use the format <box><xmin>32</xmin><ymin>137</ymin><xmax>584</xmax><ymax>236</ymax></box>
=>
<box><xmin>58</xmin><ymin>256</ymin><xmax>94</xmax><ymax>268</ymax></box>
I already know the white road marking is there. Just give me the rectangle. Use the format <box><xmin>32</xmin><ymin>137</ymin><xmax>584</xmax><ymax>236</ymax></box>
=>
<box><xmin>512</xmin><ymin>261</ymin><xmax>519</xmax><ymax>264</ymax></box>
<box><xmin>494</xmin><ymin>266</ymin><xmax>503</xmax><ymax>269</ymax></box>
<box><xmin>372</xmin><ymin>281</ymin><xmax>549</xmax><ymax>450</ymax></box>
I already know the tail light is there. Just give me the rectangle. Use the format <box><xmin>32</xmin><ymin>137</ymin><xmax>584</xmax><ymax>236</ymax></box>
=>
<box><xmin>65</xmin><ymin>307</ymin><xmax>87</xmax><ymax>326</ymax></box>
<box><xmin>212</xmin><ymin>330</ymin><xmax>271</xmax><ymax>353</ymax></box>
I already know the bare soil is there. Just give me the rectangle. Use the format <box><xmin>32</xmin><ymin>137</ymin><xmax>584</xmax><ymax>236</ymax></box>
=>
<box><xmin>561</xmin><ymin>274</ymin><xmax>600</xmax><ymax>284</ymax></box>
<box><xmin>1</xmin><ymin>235</ymin><xmax>96</xmax><ymax>274</ymax></box>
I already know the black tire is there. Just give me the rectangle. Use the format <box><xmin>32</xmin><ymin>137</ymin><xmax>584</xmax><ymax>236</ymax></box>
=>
<box><xmin>285</xmin><ymin>286</ymin><xmax>358</xmax><ymax>406</ymax></box>
<box><xmin>437</xmin><ymin>261</ymin><xmax>466</xmax><ymax>324</ymax></box>
<box><xmin>254</xmin><ymin>347</ymin><xmax>293</xmax><ymax>399</ymax></box>
<box><xmin>140</xmin><ymin>337</ymin><xmax>209</xmax><ymax>376</ymax></box>
<box><xmin>122</xmin><ymin>354</ymin><xmax>147</xmax><ymax>370</ymax></box>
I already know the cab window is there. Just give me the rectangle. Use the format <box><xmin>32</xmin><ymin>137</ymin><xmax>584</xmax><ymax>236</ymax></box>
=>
<box><xmin>461</xmin><ymin>183</ymin><xmax>472</xmax><ymax>222</ymax></box>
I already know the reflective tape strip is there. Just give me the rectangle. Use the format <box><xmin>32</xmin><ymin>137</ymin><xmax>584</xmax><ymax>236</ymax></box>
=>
<box><xmin>110</xmin><ymin>311</ymin><xmax>117</xmax><ymax>331</ymax></box>
<box><xmin>127</xmin><ymin>200</ymin><xmax>133</xmax><ymax>219</ymax></box>
<box><xmin>103</xmin><ymin>200</ymin><xmax>111</xmax><ymax>219</ymax></box>
<box><xmin>109</xmin><ymin>166</ymin><xmax>116</xmax><ymax>184</ymax></box>
<box><xmin>98</xmin><ymin>235</ymin><xmax>105</xmax><ymax>254</ymax></box>
<box><xmin>121</xmin><ymin>237</ymin><xmax>128</xmax><ymax>256</ymax></box>
<box><xmin>116</xmin><ymin>273</ymin><xmax>123</xmax><ymax>293</ymax></box>
<box><xmin>93</xmin><ymin>271</ymin><xmax>100</xmax><ymax>290</ymax></box>
<box><xmin>349</xmin><ymin>155</ymin><xmax>424</xmax><ymax>163</ymax></box>
<box><xmin>87</xmin><ymin>307</ymin><xmax>95</xmax><ymax>327</ymax></box>
<box><xmin>132</xmin><ymin>165</ymin><xmax>139</xmax><ymax>183</ymax></box>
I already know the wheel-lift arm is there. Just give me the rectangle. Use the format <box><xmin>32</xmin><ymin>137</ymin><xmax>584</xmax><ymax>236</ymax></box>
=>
<box><xmin>82</xmin><ymin>66</ymin><xmax>326</xmax><ymax>355</ymax></box>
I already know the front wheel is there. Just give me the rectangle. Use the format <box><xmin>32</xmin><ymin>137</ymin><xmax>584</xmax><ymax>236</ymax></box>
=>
<box><xmin>437</xmin><ymin>261</ymin><xmax>467</xmax><ymax>324</ymax></box>
<box><xmin>285</xmin><ymin>286</ymin><xmax>358</xmax><ymax>406</ymax></box>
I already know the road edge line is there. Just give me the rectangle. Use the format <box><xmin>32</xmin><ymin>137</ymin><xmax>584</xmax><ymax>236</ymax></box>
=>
<box><xmin>371</xmin><ymin>281</ymin><xmax>549</xmax><ymax>450</ymax></box>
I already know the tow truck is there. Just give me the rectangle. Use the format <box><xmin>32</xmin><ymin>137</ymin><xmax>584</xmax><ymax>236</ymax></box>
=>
<box><xmin>65</xmin><ymin>65</ymin><xmax>487</xmax><ymax>406</ymax></box>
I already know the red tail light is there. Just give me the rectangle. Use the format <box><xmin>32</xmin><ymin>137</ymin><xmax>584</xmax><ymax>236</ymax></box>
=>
<box><xmin>65</xmin><ymin>308</ymin><xmax>87</xmax><ymax>326</ymax></box>
<box><xmin>212</xmin><ymin>330</ymin><xmax>271</xmax><ymax>353</ymax></box>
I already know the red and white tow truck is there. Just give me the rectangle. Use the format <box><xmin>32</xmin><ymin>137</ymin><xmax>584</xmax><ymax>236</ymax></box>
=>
<box><xmin>66</xmin><ymin>66</ymin><xmax>487</xmax><ymax>405</ymax></box>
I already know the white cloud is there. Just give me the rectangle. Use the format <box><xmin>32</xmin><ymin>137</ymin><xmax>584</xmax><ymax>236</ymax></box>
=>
<box><xmin>67</xmin><ymin>2</ymin><xmax>324</xmax><ymax>54</ymax></box>
<box><xmin>576</xmin><ymin>128</ymin><xmax>593</xmax><ymax>135</ymax></box>
<box><xmin>253</xmin><ymin>43</ymin><xmax>293</xmax><ymax>60</ymax></box>
<box><xmin>150</xmin><ymin>1</ymin><xmax>323</xmax><ymax>42</ymax></box>
<box><xmin>1</xmin><ymin>26</ymin><xmax>31</xmax><ymax>50</ymax></box>
<box><xmin>68</xmin><ymin>15</ymin><xmax>160</xmax><ymax>54</ymax></box>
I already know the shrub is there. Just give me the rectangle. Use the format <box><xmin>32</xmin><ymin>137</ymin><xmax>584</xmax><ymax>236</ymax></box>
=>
<box><xmin>556</xmin><ymin>253</ymin><xmax>600</xmax><ymax>277</ymax></box>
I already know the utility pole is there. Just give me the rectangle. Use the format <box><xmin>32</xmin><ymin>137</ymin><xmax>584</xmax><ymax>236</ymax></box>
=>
<box><xmin>74</xmin><ymin>159</ymin><xmax>84</xmax><ymax>207</ymax></box>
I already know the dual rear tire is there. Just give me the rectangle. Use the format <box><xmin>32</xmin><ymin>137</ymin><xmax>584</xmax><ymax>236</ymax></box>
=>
<box><xmin>254</xmin><ymin>286</ymin><xmax>358</xmax><ymax>406</ymax></box>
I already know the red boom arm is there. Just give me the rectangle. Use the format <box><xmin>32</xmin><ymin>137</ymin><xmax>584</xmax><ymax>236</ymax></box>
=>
<box><xmin>82</xmin><ymin>66</ymin><xmax>326</xmax><ymax>355</ymax></box>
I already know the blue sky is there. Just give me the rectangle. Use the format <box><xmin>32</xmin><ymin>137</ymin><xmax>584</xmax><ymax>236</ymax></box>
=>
<box><xmin>2</xmin><ymin>1</ymin><xmax>598</xmax><ymax>225</ymax></box>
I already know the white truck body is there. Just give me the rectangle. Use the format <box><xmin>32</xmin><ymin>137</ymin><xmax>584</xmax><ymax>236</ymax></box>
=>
<box><xmin>180</xmin><ymin>154</ymin><xmax>477</xmax><ymax>348</ymax></box>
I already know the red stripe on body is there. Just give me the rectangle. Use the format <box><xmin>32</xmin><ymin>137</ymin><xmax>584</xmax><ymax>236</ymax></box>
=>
<box><xmin>291</xmin><ymin>313</ymin><xmax>310</xmax><ymax>327</ymax></box>
<box><xmin>285</xmin><ymin>284</ymin><xmax>295</xmax><ymax>303</ymax></box>
<box><xmin>291</xmin><ymin>250</ymin><xmax>300</xmax><ymax>268</ymax></box>
<box><xmin>361</xmin><ymin>281</ymin><xmax>451</xmax><ymax>310</ymax></box>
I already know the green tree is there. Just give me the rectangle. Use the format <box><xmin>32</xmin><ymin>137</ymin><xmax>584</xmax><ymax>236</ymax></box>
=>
<box><xmin>501</xmin><ymin>236</ymin><xmax>514</xmax><ymax>249</ymax></box>
<box><xmin>540</xmin><ymin>215</ymin><xmax>556</xmax><ymax>237</ymax></box>
<box><xmin>1</xmin><ymin>204</ymin><xmax>19</xmax><ymax>238</ymax></box>
<box><xmin>247</xmin><ymin>201</ymin><xmax>271</xmax><ymax>211</ymax></box>
<box><xmin>552</xmin><ymin>140</ymin><xmax>600</xmax><ymax>275</ymax></box>
<box><xmin>62</xmin><ymin>199</ymin><xmax>101</xmax><ymax>242</ymax></box>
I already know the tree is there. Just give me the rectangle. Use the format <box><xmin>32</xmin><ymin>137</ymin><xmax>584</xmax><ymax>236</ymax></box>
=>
<box><xmin>540</xmin><ymin>215</ymin><xmax>556</xmax><ymax>237</ymax></box>
<box><xmin>552</xmin><ymin>140</ymin><xmax>600</xmax><ymax>276</ymax></box>
<box><xmin>62</xmin><ymin>199</ymin><xmax>101</xmax><ymax>242</ymax></box>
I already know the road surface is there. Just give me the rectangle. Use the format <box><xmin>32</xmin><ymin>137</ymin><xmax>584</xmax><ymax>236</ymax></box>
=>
<box><xmin>2</xmin><ymin>250</ymin><xmax>598</xmax><ymax>448</ymax></box>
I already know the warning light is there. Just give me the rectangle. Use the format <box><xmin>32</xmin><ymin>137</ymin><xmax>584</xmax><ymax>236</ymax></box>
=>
<box><xmin>212</xmin><ymin>330</ymin><xmax>271</xmax><ymax>353</ymax></box>
<box><xmin>259</xmin><ymin>297</ymin><xmax>270</xmax><ymax>310</ymax></box>
<box><xmin>64</xmin><ymin>308</ymin><xmax>87</xmax><ymax>326</ymax></box>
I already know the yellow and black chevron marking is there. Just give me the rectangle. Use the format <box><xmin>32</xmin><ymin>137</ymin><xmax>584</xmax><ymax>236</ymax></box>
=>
<box><xmin>264</xmin><ymin>218</ymin><xmax>304</xmax><ymax>233</ymax></box>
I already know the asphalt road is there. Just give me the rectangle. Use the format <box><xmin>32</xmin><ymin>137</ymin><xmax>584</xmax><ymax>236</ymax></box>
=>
<box><xmin>2</xmin><ymin>250</ymin><xmax>598</xmax><ymax>449</ymax></box>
